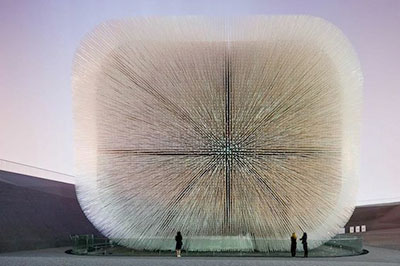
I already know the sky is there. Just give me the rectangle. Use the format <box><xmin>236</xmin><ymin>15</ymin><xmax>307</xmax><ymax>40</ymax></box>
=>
<box><xmin>0</xmin><ymin>0</ymin><xmax>399</xmax><ymax>205</ymax></box>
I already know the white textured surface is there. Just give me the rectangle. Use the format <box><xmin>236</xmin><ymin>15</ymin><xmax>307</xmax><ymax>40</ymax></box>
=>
<box><xmin>72</xmin><ymin>16</ymin><xmax>362</xmax><ymax>251</ymax></box>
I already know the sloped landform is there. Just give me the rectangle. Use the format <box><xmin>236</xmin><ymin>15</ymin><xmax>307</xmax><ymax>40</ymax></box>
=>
<box><xmin>345</xmin><ymin>202</ymin><xmax>400</xmax><ymax>250</ymax></box>
<box><xmin>0</xmin><ymin>170</ymin><xmax>101</xmax><ymax>252</ymax></box>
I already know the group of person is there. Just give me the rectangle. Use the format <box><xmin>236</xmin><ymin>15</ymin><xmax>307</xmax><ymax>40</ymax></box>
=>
<box><xmin>290</xmin><ymin>232</ymin><xmax>308</xmax><ymax>257</ymax></box>
<box><xmin>174</xmin><ymin>231</ymin><xmax>309</xmax><ymax>258</ymax></box>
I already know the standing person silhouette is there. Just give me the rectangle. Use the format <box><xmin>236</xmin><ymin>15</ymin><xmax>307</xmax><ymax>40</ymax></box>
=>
<box><xmin>175</xmin><ymin>231</ymin><xmax>183</xmax><ymax>257</ymax></box>
<box><xmin>290</xmin><ymin>232</ymin><xmax>297</xmax><ymax>257</ymax></box>
<box><xmin>300</xmin><ymin>232</ymin><xmax>308</xmax><ymax>257</ymax></box>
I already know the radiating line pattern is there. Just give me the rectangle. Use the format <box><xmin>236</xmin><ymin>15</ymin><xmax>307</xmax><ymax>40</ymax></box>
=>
<box><xmin>72</xmin><ymin>16</ymin><xmax>362</xmax><ymax>252</ymax></box>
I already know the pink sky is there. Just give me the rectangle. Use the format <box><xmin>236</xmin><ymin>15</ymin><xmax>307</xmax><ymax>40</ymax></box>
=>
<box><xmin>0</xmin><ymin>0</ymin><xmax>399</xmax><ymax>205</ymax></box>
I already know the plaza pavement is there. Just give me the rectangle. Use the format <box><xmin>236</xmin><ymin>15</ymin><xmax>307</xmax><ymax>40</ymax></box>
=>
<box><xmin>0</xmin><ymin>245</ymin><xmax>399</xmax><ymax>266</ymax></box>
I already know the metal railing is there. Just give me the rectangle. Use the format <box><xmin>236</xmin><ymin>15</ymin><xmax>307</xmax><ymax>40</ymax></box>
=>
<box><xmin>70</xmin><ymin>234</ymin><xmax>364</xmax><ymax>257</ymax></box>
<box><xmin>0</xmin><ymin>158</ymin><xmax>75</xmax><ymax>184</ymax></box>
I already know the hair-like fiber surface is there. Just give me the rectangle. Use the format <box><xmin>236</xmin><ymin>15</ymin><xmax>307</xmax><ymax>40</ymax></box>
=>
<box><xmin>73</xmin><ymin>16</ymin><xmax>362</xmax><ymax>251</ymax></box>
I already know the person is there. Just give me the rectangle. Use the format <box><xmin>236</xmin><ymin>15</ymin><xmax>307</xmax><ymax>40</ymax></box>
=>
<box><xmin>175</xmin><ymin>231</ymin><xmax>183</xmax><ymax>257</ymax></box>
<box><xmin>290</xmin><ymin>232</ymin><xmax>297</xmax><ymax>257</ymax></box>
<box><xmin>300</xmin><ymin>232</ymin><xmax>308</xmax><ymax>257</ymax></box>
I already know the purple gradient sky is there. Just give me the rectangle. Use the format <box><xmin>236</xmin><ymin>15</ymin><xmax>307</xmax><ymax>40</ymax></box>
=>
<box><xmin>0</xmin><ymin>0</ymin><xmax>399</xmax><ymax>205</ymax></box>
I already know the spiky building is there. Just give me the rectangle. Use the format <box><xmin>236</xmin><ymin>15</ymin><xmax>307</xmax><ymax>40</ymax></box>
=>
<box><xmin>73</xmin><ymin>16</ymin><xmax>362</xmax><ymax>252</ymax></box>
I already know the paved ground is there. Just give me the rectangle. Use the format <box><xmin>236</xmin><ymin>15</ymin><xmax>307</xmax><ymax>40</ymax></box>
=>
<box><xmin>0</xmin><ymin>246</ymin><xmax>399</xmax><ymax>266</ymax></box>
